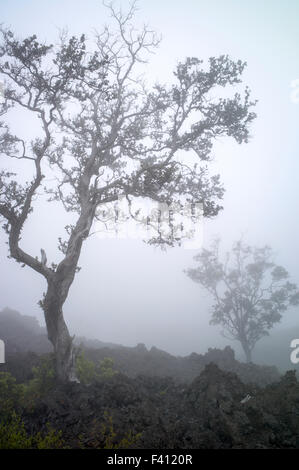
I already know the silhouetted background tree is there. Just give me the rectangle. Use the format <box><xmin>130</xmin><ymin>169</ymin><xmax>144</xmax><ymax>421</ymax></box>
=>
<box><xmin>186</xmin><ymin>239</ymin><xmax>299</xmax><ymax>362</ymax></box>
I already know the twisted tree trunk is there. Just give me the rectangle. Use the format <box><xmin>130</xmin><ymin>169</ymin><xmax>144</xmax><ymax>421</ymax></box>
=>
<box><xmin>42</xmin><ymin>205</ymin><xmax>96</xmax><ymax>382</ymax></box>
<box><xmin>43</xmin><ymin>280</ymin><xmax>77</xmax><ymax>382</ymax></box>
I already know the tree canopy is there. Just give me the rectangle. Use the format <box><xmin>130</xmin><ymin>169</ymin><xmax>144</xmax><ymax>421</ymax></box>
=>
<box><xmin>0</xmin><ymin>3</ymin><xmax>256</xmax><ymax>380</ymax></box>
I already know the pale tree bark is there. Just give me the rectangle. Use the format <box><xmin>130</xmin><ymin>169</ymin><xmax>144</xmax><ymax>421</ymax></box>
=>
<box><xmin>42</xmin><ymin>206</ymin><xmax>96</xmax><ymax>381</ymax></box>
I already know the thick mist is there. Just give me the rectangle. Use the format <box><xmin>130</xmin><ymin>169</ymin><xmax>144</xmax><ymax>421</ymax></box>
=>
<box><xmin>0</xmin><ymin>0</ymin><xmax>298</xmax><ymax>367</ymax></box>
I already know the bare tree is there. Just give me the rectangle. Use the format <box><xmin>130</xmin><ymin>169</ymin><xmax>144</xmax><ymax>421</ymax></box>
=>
<box><xmin>0</xmin><ymin>3</ymin><xmax>256</xmax><ymax>381</ymax></box>
<box><xmin>186</xmin><ymin>239</ymin><xmax>299</xmax><ymax>362</ymax></box>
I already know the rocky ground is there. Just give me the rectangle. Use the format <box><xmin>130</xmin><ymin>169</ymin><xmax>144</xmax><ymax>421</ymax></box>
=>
<box><xmin>20</xmin><ymin>363</ymin><xmax>299</xmax><ymax>449</ymax></box>
<box><xmin>2</xmin><ymin>308</ymin><xmax>299</xmax><ymax>449</ymax></box>
<box><xmin>85</xmin><ymin>343</ymin><xmax>281</xmax><ymax>387</ymax></box>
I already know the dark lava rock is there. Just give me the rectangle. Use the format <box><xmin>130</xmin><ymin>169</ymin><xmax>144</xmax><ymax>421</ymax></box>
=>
<box><xmin>21</xmin><ymin>363</ymin><xmax>299</xmax><ymax>449</ymax></box>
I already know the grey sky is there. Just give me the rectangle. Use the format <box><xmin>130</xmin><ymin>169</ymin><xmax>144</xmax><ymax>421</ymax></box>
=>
<box><xmin>0</xmin><ymin>0</ymin><xmax>298</xmax><ymax>359</ymax></box>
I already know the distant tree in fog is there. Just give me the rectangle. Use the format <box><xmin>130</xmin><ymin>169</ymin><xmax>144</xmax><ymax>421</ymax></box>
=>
<box><xmin>186</xmin><ymin>239</ymin><xmax>299</xmax><ymax>362</ymax></box>
<box><xmin>0</xmin><ymin>3</ymin><xmax>256</xmax><ymax>381</ymax></box>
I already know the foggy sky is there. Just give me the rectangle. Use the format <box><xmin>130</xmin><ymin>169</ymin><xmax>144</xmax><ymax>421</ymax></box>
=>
<box><xmin>0</xmin><ymin>0</ymin><xmax>299</xmax><ymax>360</ymax></box>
